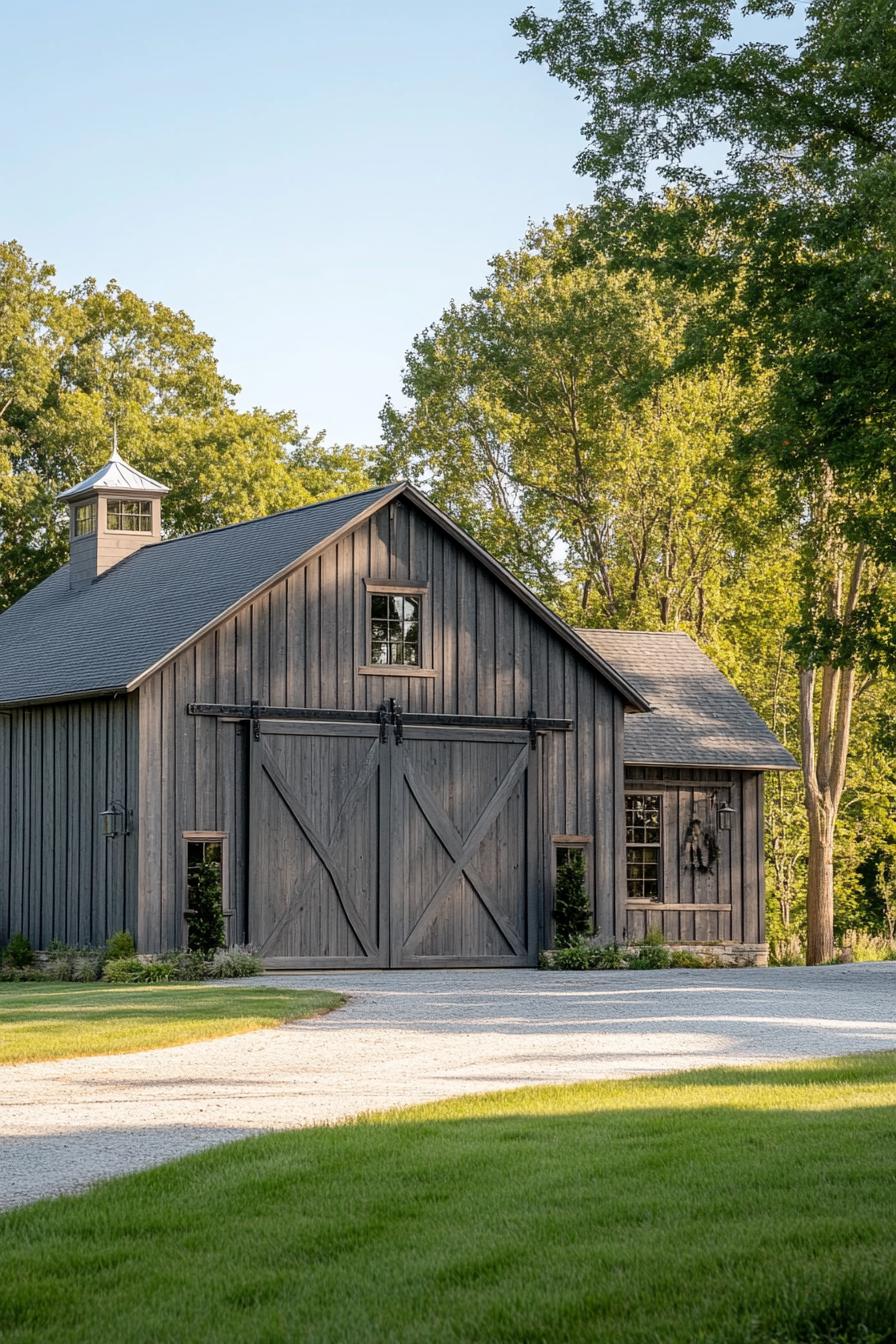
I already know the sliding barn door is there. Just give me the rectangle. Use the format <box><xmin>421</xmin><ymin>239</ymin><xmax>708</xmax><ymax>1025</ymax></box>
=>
<box><xmin>249</xmin><ymin>720</ymin><xmax>538</xmax><ymax>968</ymax></box>
<box><xmin>249</xmin><ymin>722</ymin><xmax>389</xmax><ymax>967</ymax></box>
<box><xmin>390</xmin><ymin>727</ymin><xmax>537</xmax><ymax>967</ymax></box>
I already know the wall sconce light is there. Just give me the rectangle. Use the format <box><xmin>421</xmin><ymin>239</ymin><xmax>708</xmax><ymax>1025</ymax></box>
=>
<box><xmin>100</xmin><ymin>801</ymin><xmax>130</xmax><ymax>838</ymax></box>
<box><xmin>717</xmin><ymin>801</ymin><xmax>735</xmax><ymax>832</ymax></box>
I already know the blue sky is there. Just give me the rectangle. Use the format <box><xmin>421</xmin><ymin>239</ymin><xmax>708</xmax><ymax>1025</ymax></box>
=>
<box><xmin>2</xmin><ymin>1</ymin><xmax>592</xmax><ymax>445</ymax></box>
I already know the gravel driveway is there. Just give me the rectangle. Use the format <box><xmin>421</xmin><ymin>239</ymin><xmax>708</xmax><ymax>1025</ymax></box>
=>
<box><xmin>2</xmin><ymin>962</ymin><xmax>895</xmax><ymax>1210</ymax></box>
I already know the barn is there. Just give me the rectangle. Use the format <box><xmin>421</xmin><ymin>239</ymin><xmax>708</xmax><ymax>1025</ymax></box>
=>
<box><xmin>0</xmin><ymin>448</ymin><xmax>796</xmax><ymax>967</ymax></box>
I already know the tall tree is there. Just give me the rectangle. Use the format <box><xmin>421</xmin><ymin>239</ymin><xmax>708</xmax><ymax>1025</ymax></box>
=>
<box><xmin>515</xmin><ymin>0</ymin><xmax>896</xmax><ymax>961</ymax></box>
<box><xmin>0</xmin><ymin>241</ymin><xmax>370</xmax><ymax>610</ymax></box>
<box><xmin>379</xmin><ymin>215</ymin><xmax>769</xmax><ymax>635</ymax></box>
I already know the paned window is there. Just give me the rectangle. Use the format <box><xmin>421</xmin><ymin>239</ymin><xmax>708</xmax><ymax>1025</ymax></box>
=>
<box><xmin>74</xmin><ymin>501</ymin><xmax>96</xmax><ymax>537</ymax></box>
<box><xmin>186</xmin><ymin>837</ymin><xmax>223</xmax><ymax>880</ymax></box>
<box><xmin>107</xmin><ymin>498</ymin><xmax>153</xmax><ymax>532</ymax></box>
<box><xmin>369</xmin><ymin>592</ymin><xmax>421</xmax><ymax>666</ymax></box>
<box><xmin>625</xmin><ymin>794</ymin><xmax>662</xmax><ymax>902</ymax></box>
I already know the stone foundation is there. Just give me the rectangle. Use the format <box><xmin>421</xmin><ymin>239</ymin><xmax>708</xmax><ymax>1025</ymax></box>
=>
<box><xmin>664</xmin><ymin>941</ymin><xmax>769</xmax><ymax>968</ymax></box>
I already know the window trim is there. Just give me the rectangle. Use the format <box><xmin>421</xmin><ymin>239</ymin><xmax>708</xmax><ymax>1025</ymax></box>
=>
<box><xmin>106</xmin><ymin>497</ymin><xmax>154</xmax><ymax>533</ymax></box>
<box><xmin>624</xmin><ymin>792</ymin><xmax>663</xmax><ymax>905</ymax></box>
<box><xmin>182</xmin><ymin>831</ymin><xmax>236</xmax><ymax>930</ymax></box>
<box><xmin>359</xmin><ymin>578</ymin><xmax>436</xmax><ymax>677</ymax></box>
<box><xmin>73</xmin><ymin>500</ymin><xmax>97</xmax><ymax>537</ymax></box>
<box><xmin>551</xmin><ymin>834</ymin><xmax>593</xmax><ymax>894</ymax></box>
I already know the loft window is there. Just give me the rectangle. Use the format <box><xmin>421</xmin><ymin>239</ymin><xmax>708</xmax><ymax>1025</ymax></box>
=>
<box><xmin>369</xmin><ymin>592</ymin><xmax>421</xmax><ymax>667</ymax></box>
<box><xmin>107</xmin><ymin>498</ymin><xmax>153</xmax><ymax>533</ymax></box>
<box><xmin>625</xmin><ymin>794</ymin><xmax>662</xmax><ymax>902</ymax></box>
<box><xmin>74</xmin><ymin>501</ymin><xmax>96</xmax><ymax>537</ymax></box>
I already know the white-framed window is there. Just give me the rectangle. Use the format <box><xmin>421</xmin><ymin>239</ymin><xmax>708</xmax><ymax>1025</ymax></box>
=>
<box><xmin>74</xmin><ymin>500</ymin><xmax>96</xmax><ymax>537</ymax></box>
<box><xmin>368</xmin><ymin>590</ymin><xmax>422</xmax><ymax>667</ymax></box>
<box><xmin>107</xmin><ymin>498</ymin><xmax>153</xmax><ymax>533</ymax></box>
<box><xmin>625</xmin><ymin>794</ymin><xmax>662</xmax><ymax>902</ymax></box>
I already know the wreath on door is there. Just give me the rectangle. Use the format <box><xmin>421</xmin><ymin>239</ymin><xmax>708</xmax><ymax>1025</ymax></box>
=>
<box><xmin>683</xmin><ymin>817</ymin><xmax>719</xmax><ymax>874</ymax></box>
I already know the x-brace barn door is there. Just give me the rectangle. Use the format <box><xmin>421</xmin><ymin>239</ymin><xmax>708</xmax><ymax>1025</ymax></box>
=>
<box><xmin>249</xmin><ymin>719</ymin><xmax>538</xmax><ymax>968</ymax></box>
<box><xmin>390</xmin><ymin>726</ymin><xmax>537</xmax><ymax>968</ymax></box>
<box><xmin>249</xmin><ymin>721</ymin><xmax>389</xmax><ymax>968</ymax></box>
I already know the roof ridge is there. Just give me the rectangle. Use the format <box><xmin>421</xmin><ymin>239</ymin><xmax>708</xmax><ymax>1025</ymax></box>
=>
<box><xmin>576</xmin><ymin>627</ymin><xmax>693</xmax><ymax>638</ymax></box>
<box><xmin>146</xmin><ymin>482</ymin><xmax>399</xmax><ymax>551</ymax></box>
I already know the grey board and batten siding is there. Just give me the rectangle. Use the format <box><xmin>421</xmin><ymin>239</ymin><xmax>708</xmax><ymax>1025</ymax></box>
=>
<box><xmin>0</xmin><ymin>695</ymin><xmax>139</xmax><ymax>947</ymax></box>
<box><xmin>136</xmin><ymin>495</ymin><xmax>627</xmax><ymax>960</ymax></box>
<box><xmin>623</xmin><ymin>766</ymin><xmax>765</xmax><ymax>948</ymax></box>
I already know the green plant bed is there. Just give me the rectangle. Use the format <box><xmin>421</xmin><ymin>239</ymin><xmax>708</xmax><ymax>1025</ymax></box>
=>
<box><xmin>0</xmin><ymin>984</ymin><xmax>343</xmax><ymax>1065</ymax></box>
<box><xmin>0</xmin><ymin>1053</ymin><xmax>894</xmax><ymax>1342</ymax></box>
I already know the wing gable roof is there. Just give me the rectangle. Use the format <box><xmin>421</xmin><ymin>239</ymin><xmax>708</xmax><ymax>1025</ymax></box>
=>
<box><xmin>577</xmin><ymin>629</ymin><xmax>798</xmax><ymax>771</ymax></box>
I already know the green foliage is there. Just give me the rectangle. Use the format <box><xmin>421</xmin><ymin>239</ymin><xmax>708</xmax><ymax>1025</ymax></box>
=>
<box><xmin>103</xmin><ymin>957</ymin><xmax>145</xmax><ymax>984</ymax></box>
<box><xmin>626</xmin><ymin>929</ymin><xmax>673</xmax><ymax>970</ymax></box>
<box><xmin>206</xmin><ymin>947</ymin><xmax>265</xmax><ymax>979</ymax></box>
<box><xmin>553</xmin><ymin>850</ymin><xmax>592</xmax><ymax>947</ymax></box>
<box><xmin>43</xmin><ymin>943</ymin><xmax>104</xmax><ymax>982</ymax></box>
<box><xmin>669</xmin><ymin>949</ymin><xmax>709</xmax><ymax>969</ymax></box>
<box><xmin>105</xmin><ymin>930</ymin><xmax>136</xmax><ymax>961</ymax></box>
<box><xmin>3</xmin><ymin>933</ymin><xmax>33</xmax><ymax>969</ymax></box>
<box><xmin>378</xmin><ymin>215</ymin><xmax>770</xmax><ymax>633</ymax></box>
<box><xmin>0</xmin><ymin>241</ymin><xmax>371</xmax><ymax>611</ymax></box>
<box><xmin>541</xmin><ymin>930</ymin><xmax>715</xmax><ymax>970</ymax></box>
<box><xmin>515</xmin><ymin>0</ymin><xmax>896</xmax><ymax>962</ymax></box>
<box><xmin>184</xmin><ymin>858</ymin><xmax>226</xmax><ymax>956</ymax></box>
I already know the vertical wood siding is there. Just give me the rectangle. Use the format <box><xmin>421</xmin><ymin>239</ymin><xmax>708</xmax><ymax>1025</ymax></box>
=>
<box><xmin>136</xmin><ymin>498</ymin><xmax>626</xmax><ymax>952</ymax></box>
<box><xmin>623</xmin><ymin>766</ymin><xmax>765</xmax><ymax>947</ymax></box>
<box><xmin>0</xmin><ymin>696</ymin><xmax>139</xmax><ymax>947</ymax></box>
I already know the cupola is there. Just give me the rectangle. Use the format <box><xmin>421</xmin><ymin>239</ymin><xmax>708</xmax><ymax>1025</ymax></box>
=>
<box><xmin>58</xmin><ymin>432</ymin><xmax>169</xmax><ymax>590</ymax></box>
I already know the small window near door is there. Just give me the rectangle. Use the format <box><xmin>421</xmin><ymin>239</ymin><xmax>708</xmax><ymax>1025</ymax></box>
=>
<box><xmin>625</xmin><ymin>794</ymin><xmax>662</xmax><ymax>902</ymax></box>
<box><xmin>184</xmin><ymin>832</ymin><xmax>229</xmax><ymax>930</ymax></box>
<box><xmin>552</xmin><ymin>835</ymin><xmax>593</xmax><ymax>887</ymax></box>
<box><xmin>187</xmin><ymin>837</ymin><xmax>223</xmax><ymax>880</ymax></box>
<box><xmin>369</xmin><ymin>592</ymin><xmax>421</xmax><ymax>666</ymax></box>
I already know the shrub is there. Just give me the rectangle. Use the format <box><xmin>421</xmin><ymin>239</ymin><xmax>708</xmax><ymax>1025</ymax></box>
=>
<box><xmin>103</xmin><ymin>957</ymin><xmax>145</xmax><ymax>983</ymax></box>
<box><xmin>3</xmin><ymin>932</ymin><xmax>34</xmax><ymax>968</ymax></box>
<box><xmin>207</xmin><ymin>946</ymin><xmax>264</xmax><ymax>979</ymax></box>
<box><xmin>627</xmin><ymin>928</ymin><xmax>672</xmax><ymax>970</ymax></box>
<box><xmin>594</xmin><ymin>942</ymin><xmax>627</xmax><ymax>969</ymax></box>
<box><xmin>106</xmin><ymin>930</ymin><xmax>136</xmax><ymax>960</ymax></box>
<box><xmin>184</xmin><ymin>858</ymin><xmax>226</xmax><ymax>956</ymax></box>
<box><xmin>553</xmin><ymin>851</ymin><xmax>591</xmax><ymax>948</ymax></box>
<box><xmin>43</xmin><ymin>942</ymin><xmax>105</xmax><ymax>982</ymax></box>
<box><xmin>840</xmin><ymin>929</ymin><xmax>896</xmax><ymax>962</ymax></box>
<box><xmin>141</xmin><ymin>959</ymin><xmax>177</xmax><ymax>983</ymax></box>
<box><xmin>548</xmin><ymin>937</ymin><xmax>600</xmax><ymax>970</ymax></box>
<box><xmin>670</xmin><ymin>949</ymin><xmax>707</xmax><ymax>969</ymax></box>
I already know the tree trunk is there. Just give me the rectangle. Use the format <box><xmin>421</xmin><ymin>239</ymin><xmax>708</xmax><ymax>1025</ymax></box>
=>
<box><xmin>805</xmin><ymin>803</ymin><xmax>836</xmax><ymax>964</ymax></box>
<box><xmin>797</xmin><ymin>537</ymin><xmax>866</xmax><ymax>965</ymax></box>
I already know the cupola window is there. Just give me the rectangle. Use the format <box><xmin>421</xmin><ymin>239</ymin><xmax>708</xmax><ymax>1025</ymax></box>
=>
<box><xmin>107</xmin><ymin>498</ymin><xmax>153</xmax><ymax>533</ymax></box>
<box><xmin>74</xmin><ymin>501</ymin><xmax>97</xmax><ymax>537</ymax></box>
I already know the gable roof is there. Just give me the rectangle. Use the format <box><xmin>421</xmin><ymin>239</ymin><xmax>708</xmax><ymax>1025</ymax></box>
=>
<box><xmin>0</xmin><ymin>482</ymin><xmax>648</xmax><ymax>710</ymax></box>
<box><xmin>577</xmin><ymin>629</ymin><xmax>798</xmax><ymax>771</ymax></box>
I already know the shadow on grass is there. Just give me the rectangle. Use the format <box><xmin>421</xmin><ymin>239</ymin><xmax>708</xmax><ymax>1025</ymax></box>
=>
<box><xmin>1</xmin><ymin>1068</ymin><xmax>896</xmax><ymax>1344</ymax></box>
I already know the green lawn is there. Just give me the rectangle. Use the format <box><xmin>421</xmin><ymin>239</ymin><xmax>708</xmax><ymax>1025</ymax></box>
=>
<box><xmin>0</xmin><ymin>983</ymin><xmax>343</xmax><ymax>1064</ymax></box>
<box><xmin>2</xmin><ymin>1053</ymin><xmax>895</xmax><ymax>1343</ymax></box>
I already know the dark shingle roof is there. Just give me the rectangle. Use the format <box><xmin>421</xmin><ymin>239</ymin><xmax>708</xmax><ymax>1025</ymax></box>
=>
<box><xmin>0</xmin><ymin>485</ymin><xmax>398</xmax><ymax>705</ymax></box>
<box><xmin>577</xmin><ymin>629</ymin><xmax>798</xmax><ymax>770</ymax></box>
